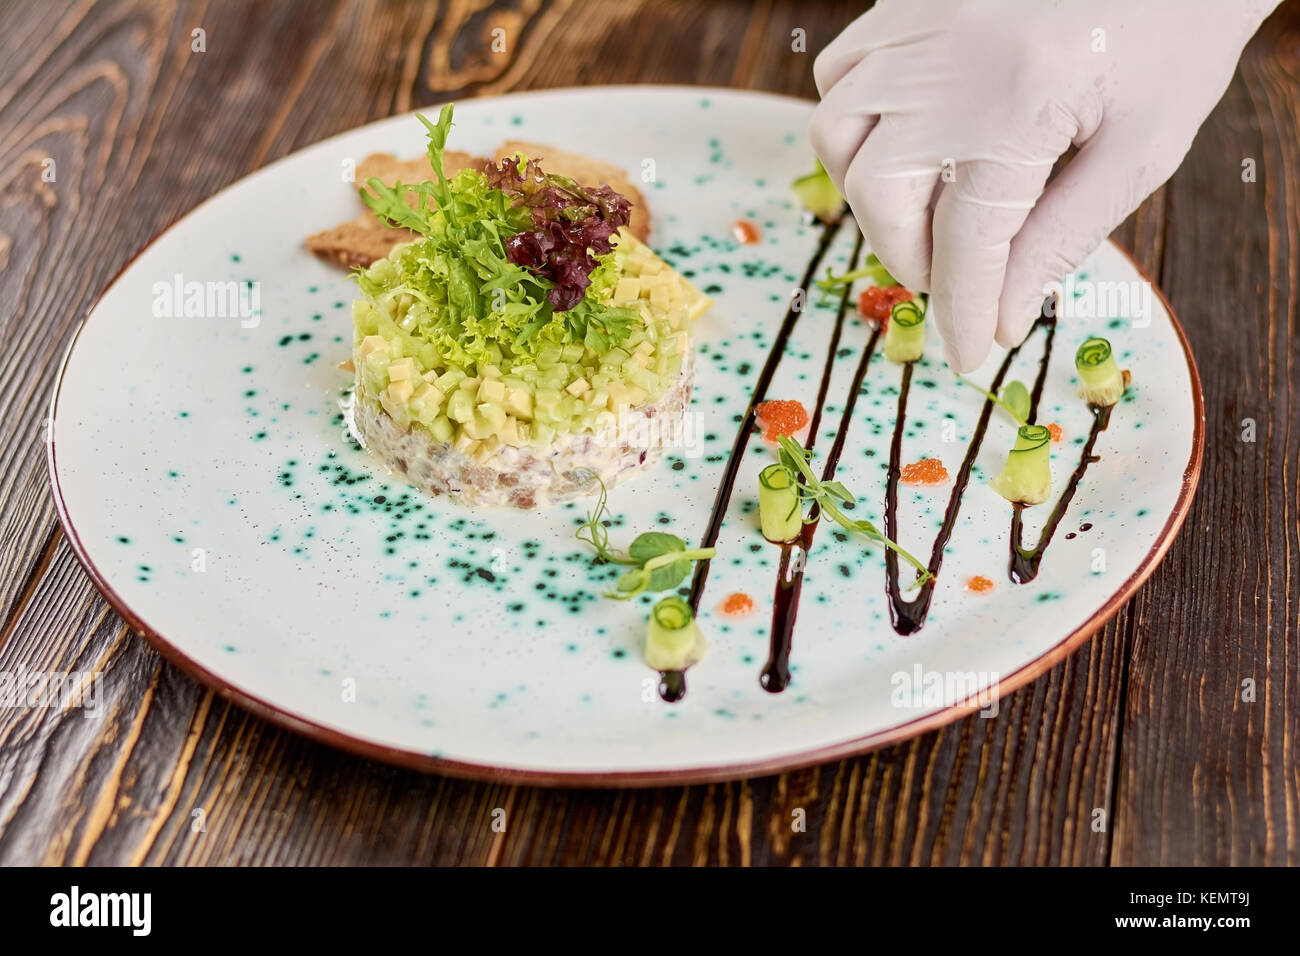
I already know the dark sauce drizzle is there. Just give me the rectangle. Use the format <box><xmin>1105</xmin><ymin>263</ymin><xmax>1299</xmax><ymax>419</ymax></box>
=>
<box><xmin>1001</xmin><ymin>315</ymin><xmax>1115</xmax><ymax>583</ymax></box>
<box><xmin>879</xmin><ymin>323</ymin><xmax>1036</xmax><ymax>635</ymax></box>
<box><xmin>761</xmin><ymin>232</ymin><xmax>867</xmax><ymax>692</ymax></box>
<box><xmin>764</xmin><ymin>320</ymin><xmax>881</xmax><ymax>691</ymax></box>
<box><xmin>656</xmin><ymin>214</ymin><xmax>846</xmax><ymax>702</ymax></box>
<box><xmin>1008</xmin><ymin>402</ymin><xmax>1113</xmax><ymax>583</ymax></box>
<box><xmin>660</xmin><ymin>236</ymin><xmax>1110</xmax><ymax>696</ymax></box>
<box><xmin>1024</xmin><ymin>318</ymin><xmax>1057</xmax><ymax>426</ymax></box>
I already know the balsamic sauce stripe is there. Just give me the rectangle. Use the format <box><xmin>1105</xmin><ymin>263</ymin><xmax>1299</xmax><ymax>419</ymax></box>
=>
<box><xmin>763</xmin><ymin>320</ymin><xmax>883</xmax><ymax>692</ymax></box>
<box><xmin>759</xmin><ymin>232</ymin><xmax>868</xmax><ymax>692</ymax></box>
<box><xmin>685</xmin><ymin>214</ymin><xmax>846</xmax><ymax>609</ymax></box>
<box><xmin>658</xmin><ymin>213</ymin><xmax>847</xmax><ymax>702</ymax></box>
<box><xmin>880</xmin><ymin>322</ymin><xmax>1040</xmax><ymax>635</ymax></box>
<box><xmin>803</xmin><ymin>232</ymin><xmax>866</xmax><ymax>453</ymax></box>
<box><xmin>1008</xmin><ymin>361</ymin><xmax>1114</xmax><ymax>583</ymax></box>
<box><xmin>1025</xmin><ymin>318</ymin><xmax>1057</xmax><ymax>427</ymax></box>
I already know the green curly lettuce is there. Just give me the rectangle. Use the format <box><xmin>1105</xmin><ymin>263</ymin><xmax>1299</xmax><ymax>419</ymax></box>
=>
<box><xmin>354</xmin><ymin>104</ymin><xmax>639</xmax><ymax>371</ymax></box>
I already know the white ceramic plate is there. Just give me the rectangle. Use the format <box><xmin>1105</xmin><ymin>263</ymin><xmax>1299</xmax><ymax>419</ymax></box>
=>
<box><xmin>48</xmin><ymin>87</ymin><xmax>1202</xmax><ymax>785</ymax></box>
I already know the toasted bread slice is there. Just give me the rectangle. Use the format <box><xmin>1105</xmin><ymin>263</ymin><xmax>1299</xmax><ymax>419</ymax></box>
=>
<box><xmin>305</xmin><ymin>214</ymin><xmax>420</xmax><ymax>269</ymax></box>
<box><xmin>493</xmin><ymin>140</ymin><xmax>651</xmax><ymax>242</ymax></box>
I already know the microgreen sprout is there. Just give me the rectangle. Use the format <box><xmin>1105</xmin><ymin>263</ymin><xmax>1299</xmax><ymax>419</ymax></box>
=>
<box><xmin>953</xmin><ymin>373</ymin><xmax>1032</xmax><ymax>426</ymax></box>
<box><xmin>575</xmin><ymin>473</ymin><xmax>715</xmax><ymax>600</ymax></box>
<box><xmin>771</xmin><ymin>436</ymin><xmax>933</xmax><ymax>587</ymax></box>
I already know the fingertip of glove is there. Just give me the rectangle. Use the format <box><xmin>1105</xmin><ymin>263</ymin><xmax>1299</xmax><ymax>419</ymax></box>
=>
<box><xmin>941</xmin><ymin>338</ymin><xmax>981</xmax><ymax>375</ymax></box>
<box><xmin>995</xmin><ymin>293</ymin><xmax>1047</xmax><ymax>349</ymax></box>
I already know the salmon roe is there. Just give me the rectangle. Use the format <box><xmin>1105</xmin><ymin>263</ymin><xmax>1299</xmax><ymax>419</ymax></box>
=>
<box><xmin>1046</xmin><ymin>423</ymin><xmax>1063</xmax><ymax>443</ymax></box>
<box><xmin>720</xmin><ymin>592</ymin><xmax>755</xmax><ymax>617</ymax></box>
<box><xmin>756</xmin><ymin>399</ymin><xmax>810</xmax><ymax>442</ymax></box>
<box><xmin>900</xmin><ymin>458</ymin><xmax>950</xmax><ymax>485</ymax></box>
<box><xmin>732</xmin><ymin>220</ymin><xmax>762</xmax><ymax>244</ymax></box>
<box><xmin>965</xmin><ymin>575</ymin><xmax>995</xmax><ymax>594</ymax></box>
<box><xmin>857</xmin><ymin>284</ymin><xmax>913</xmax><ymax>324</ymax></box>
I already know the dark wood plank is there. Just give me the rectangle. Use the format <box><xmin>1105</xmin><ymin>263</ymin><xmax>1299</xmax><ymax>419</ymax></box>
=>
<box><xmin>0</xmin><ymin>0</ymin><xmax>1287</xmax><ymax>866</ymax></box>
<box><xmin>1110</xmin><ymin>3</ymin><xmax>1300</xmax><ymax>865</ymax></box>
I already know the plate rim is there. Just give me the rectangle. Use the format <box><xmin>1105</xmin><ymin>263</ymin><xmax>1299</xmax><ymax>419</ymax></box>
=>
<box><xmin>44</xmin><ymin>86</ymin><xmax>1205</xmax><ymax>788</ymax></box>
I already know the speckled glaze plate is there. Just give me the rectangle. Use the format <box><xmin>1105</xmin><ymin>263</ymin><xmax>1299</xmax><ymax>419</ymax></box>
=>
<box><xmin>48</xmin><ymin>87</ymin><xmax>1202</xmax><ymax>785</ymax></box>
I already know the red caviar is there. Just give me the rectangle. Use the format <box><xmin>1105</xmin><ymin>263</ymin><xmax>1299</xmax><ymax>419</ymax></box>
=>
<box><xmin>732</xmin><ymin>220</ymin><xmax>761</xmax><ymax>244</ymax></box>
<box><xmin>756</xmin><ymin>399</ymin><xmax>810</xmax><ymax>443</ymax></box>
<box><xmin>900</xmin><ymin>457</ymin><xmax>949</xmax><ymax>486</ymax></box>
<box><xmin>965</xmin><ymin>575</ymin><xmax>995</xmax><ymax>594</ymax></box>
<box><xmin>1046</xmin><ymin>423</ymin><xmax>1063</xmax><ymax>443</ymax></box>
<box><xmin>720</xmin><ymin>592</ymin><xmax>755</xmax><ymax>617</ymax></box>
<box><xmin>857</xmin><ymin>284</ymin><xmax>913</xmax><ymax>324</ymax></box>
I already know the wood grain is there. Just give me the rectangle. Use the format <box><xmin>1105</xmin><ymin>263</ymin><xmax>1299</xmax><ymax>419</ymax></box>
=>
<box><xmin>0</xmin><ymin>0</ymin><xmax>1294</xmax><ymax>865</ymax></box>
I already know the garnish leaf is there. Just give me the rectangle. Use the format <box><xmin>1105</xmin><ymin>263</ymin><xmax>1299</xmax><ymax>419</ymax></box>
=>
<box><xmin>820</xmin><ymin>480</ymin><xmax>855</xmax><ymax>504</ymax></box>
<box><xmin>627</xmin><ymin>532</ymin><xmax>687</xmax><ymax>565</ymax></box>
<box><xmin>815</xmin><ymin>253</ymin><xmax>897</xmax><ymax>291</ymax></box>
<box><xmin>575</xmin><ymin>475</ymin><xmax>714</xmax><ymax>599</ymax></box>
<box><xmin>1001</xmin><ymin>381</ymin><xmax>1031</xmax><ymax>424</ymax></box>
<box><xmin>953</xmin><ymin>372</ymin><xmax>1030</xmax><ymax>427</ymax></box>
<box><xmin>773</xmin><ymin>435</ymin><xmax>933</xmax><ymax>587</ymax></box>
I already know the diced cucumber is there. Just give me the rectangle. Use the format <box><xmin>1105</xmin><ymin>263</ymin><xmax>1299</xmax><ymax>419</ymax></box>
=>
<box><xmin>446</xmin><ymin>389</ymin><xmax>475</xmax><ymax>424</ymax></box>
<box><xmin>429</xmin><ymin>414</ymin><xmax>454</xmax><ymax>443</ymax></box>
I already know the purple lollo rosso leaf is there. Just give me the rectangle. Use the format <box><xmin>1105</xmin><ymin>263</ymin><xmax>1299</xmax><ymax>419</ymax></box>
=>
<box><xmin>486</xmin><ymin>155</ymin><xmax>633</xmax><ymax>312</ymax></box>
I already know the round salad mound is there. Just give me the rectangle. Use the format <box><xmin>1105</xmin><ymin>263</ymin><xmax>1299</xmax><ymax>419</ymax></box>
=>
<box><xmin>349</xmin><ymin>105</ymin><xmax>711</xmax><ymax>508</ymax></box>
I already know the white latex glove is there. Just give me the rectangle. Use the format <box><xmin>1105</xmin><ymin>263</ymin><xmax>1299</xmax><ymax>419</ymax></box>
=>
<box><xmin>809</xmin><ymin>0</ymin><xmax>1279</xmax><ymax>371</ymax></box>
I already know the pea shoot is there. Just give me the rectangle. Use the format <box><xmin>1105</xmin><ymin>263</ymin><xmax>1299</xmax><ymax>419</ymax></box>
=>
<box><xmin>575</xmin><ymin>474</ymin><xmax>715</xmax><ymax>600</ymax></box>
<box><xmin>766</xmin><ymin>436</ymin><xmax>933</xmax><ymax>587</ymax></box>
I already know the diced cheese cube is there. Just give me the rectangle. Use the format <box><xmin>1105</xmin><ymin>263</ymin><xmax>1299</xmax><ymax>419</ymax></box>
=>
<box><xmin>477</xmin><ymin>378</ymin><xmax>507</xmax><ymax>404</ymax></box>
<box><xmin>410</xmin><ymin>382</ymin><xmax>445</xmax><ymax>412</ymax></box>
<box><xmin>688</xmin><ymin>296</ymin><xmax>712</xmax><ymax>321</ymax></box>
<box><xmin>358</xmin><ymin>335</ymin><xmax>389</xmax><ymax>359</ymax></box>
<box><xmin>388</xmin><ymin>356</ymin><xmax>416</xmax><ymax>382</ymax></box>
<box><xmin>612</xmin><ymin>277</ymin><xmax>642</xmax><ymax>306</ymax></box>
<box><xmin>605</xmin><ymin>382</ymin><xmax>628</xmax><ymax>409</ymax></box>
<box><xmin>565</xmin><ymin>377</ymin><xmax>590</xmax><ymax>397</ymax></box>
<box><xmin>476</xmin><ymin>402</ymin><xmax>507</xmax><ymax>433</ymax></box>
<box><xmin>499</xmin><ymin>416</ymin><xmax>520</xmax><ymax>445</ymax></box>
<box><xmin>505</xmin><ymin>387</ymin><xmax>533</xmax><ymax>420</ymax></box>
<box><xmin>387</xmin><ymin>378</ymin><xmax>414</xmax><ymax>403</ymax></box>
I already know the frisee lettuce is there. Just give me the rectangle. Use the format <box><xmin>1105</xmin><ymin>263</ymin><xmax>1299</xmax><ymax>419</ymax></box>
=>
<box><xmin>355</xmin><ymin>104</ymin><xmax>639</xmax><ymax>371</ymax></box>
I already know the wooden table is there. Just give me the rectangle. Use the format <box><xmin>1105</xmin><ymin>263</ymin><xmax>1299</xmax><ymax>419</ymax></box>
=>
<box><xmin>1</xmin><ymin>0</ymin><xmax>1296</xmax><ymax>866</ymax></box>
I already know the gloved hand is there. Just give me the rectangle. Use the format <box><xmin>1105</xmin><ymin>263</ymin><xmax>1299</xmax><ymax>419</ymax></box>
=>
<box><xmin>809</xmin><ymin>0</ymin><xmax>1278</xmax><ymax>371</ymax></box>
